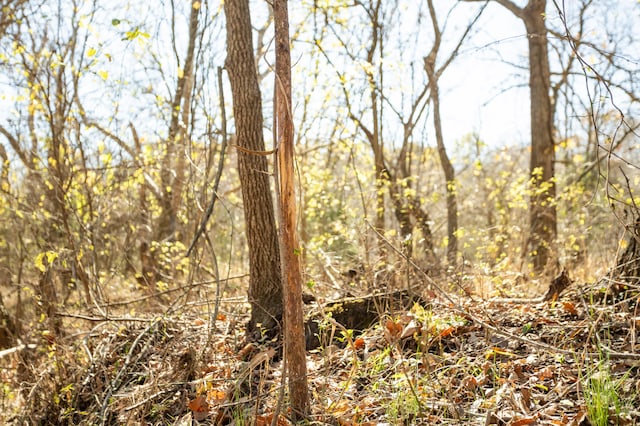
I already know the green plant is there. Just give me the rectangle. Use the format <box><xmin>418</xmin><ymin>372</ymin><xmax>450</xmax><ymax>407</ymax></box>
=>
<box><xmin>385</xmin><ymin>373</ymin><xmax>422</xmax><ymax>424</ymax></box>
<box><xmin>583</xmin><ymin>361</ymin><xmax>625</xmax><ymax>426</ymax></box>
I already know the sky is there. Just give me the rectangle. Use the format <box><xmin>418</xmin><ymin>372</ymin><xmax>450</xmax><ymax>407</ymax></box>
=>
<box><xmin>1</xmin><ymin>0</ymin><xmax>637</xmax><ymax>161</ymax></box>
<box><xmin>284</xmin><ymin>0</ymin><xmax>541</xmax><ymax>154</ymax></box>
<box><xmin>427</xmin><ymin>2</ymin><xmax>532</xmax><ymax>148</ymax></box>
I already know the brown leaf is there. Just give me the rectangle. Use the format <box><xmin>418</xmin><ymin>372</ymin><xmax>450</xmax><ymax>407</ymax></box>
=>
<box><xmin>207</xmin><ymin>388</ymin><xmax>227</xmax><ymax>403</ymax></box>
<box><xmin>537</xmin><ymin>366</ymin><xmax>554</xmax><ymax>380</ymax></box>
<box><xmin>238</xmin><ymin>342</ymin><xmax>255</xmax><ymax>360</ymax></box>
<box><xmin>438</xmin><ymin>325</ymin><xmax>456</xmax><ymax>338</ymax></box>
<box><xmin>562</xmin><ymin>301</ymin><xmax>578</xmax><ymax>316</ymax></box>
<box><xmin>187</xmin><ymin>395</ymin><xmax>209</xmax><ymax>413</ymax></box>
<box><xmin>510</xmin><ymin>417</ymin><xmax>537</xmax><ymax>426</ymax></box>
<box><xmin>353</xmin><ymin>337</ymin><xmax>366</xmax><ymax>350</ymax></box>
<box><xmin>384</xmin><ymin>319</ymin><xmax>403</xmax><ymax>341</ymax></box>
<box><xmin>255</xmin><ymin>413</ymin><xmax>289</xmax><ymax>426</ymax></box>
<box><xmin>386</xmin><ymin>319</ymin><xmax>402</xmax><ymax>334</ymax></box>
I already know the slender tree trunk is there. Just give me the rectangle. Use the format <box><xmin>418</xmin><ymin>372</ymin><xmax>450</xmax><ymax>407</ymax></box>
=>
<box><xmin>423</xmin><ymin>0</ymin><xmax>462</xmax><ymax>267</ymax></box>
<box><xmin>465</xmin><ymin>0</ymin><xmax>557</xmax><ymax>273</ymax></box>
<box><xmin>362</xmin><ymin>0</ymin><xmax>387</xmax><ymax>255</ymax></box>
<box><xmin>522</xmin><ymin>0</ymin><xmax>557</xmax><ymax>273</ymax></box>
<box><xmin>273</xmin><ymin>0</ymin><xmax>310</xmax><ymax>419</ymax></box>
<box><xmin>158</xmin><ymin>0</ymin><xmax>200</xmax><ymax>242</ymax></box>
<box><xmin>371</xmin><ymin>91</ymin><xmax>387</xmax><ymax>239</ymax></box>
<box><xmin>224</xmin><ymin>0</ymin><xmax>283</xmax><ymax>333</ymax></box>
<box><xmin>424</xmin><ymin>59</ymin><xmax>457</xmax><ymax>267</ymax></box>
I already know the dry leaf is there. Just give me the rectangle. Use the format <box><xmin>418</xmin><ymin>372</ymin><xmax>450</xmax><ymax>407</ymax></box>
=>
<box><xmin>400</xmin><ymin>319</ymin><xmax>420</xmax><ymax>339</ymax></box>
<box><xmin>438</xmin><ymin>325</ymin><xmax>456</xmax><ymax>338</ymax></box>
<box><xmin>188</xmin><ymin>395</ymin><xmax>209</xmax><ymax>413</ymax></box>
<box><xmin>384</xmin><ymin>319</ymin><xmax>403</xmax><ymax>342</ymax></box>
<box><xmin>238</xmin><ymin>342</ymin><xmax>255</xmax><ymax>360</ymax></box>
<box><xmin>537</xmin><ymin>366</ymin><xmax>554</xmax><ymax>380</ymax></box>
<box><xmin>511</xmin><ymin>417</ymin><xmax>537</xmax><ymax>426</ymax></box>
<box><xmin>255</xmin><ymin>413</ymin><xmax>289</xmax><ymax>426</ymax></box>
<box><xmin>207</xmin><ymin>388</ymin><xmax>227</xmax><ymax>403</ymax></box>
<box><xmin>562</xmin><ymin>301</ymin><xmax>578</xmax><ymax>315</ymax></box>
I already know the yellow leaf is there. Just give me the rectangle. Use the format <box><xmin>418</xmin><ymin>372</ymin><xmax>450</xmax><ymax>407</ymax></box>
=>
<box><xmin>34</xmin><ymin>253</ymin><xmax>46</xmax><ymax>273</ymax></box>
<box><xmin>46</xmin><ymin>251</ymin><xmax>58</xmax><ymax>265</ymax></box>
<box><xmin>98</xmin><ymin>70</ymin><xmax>108</xmax><ymax>80</ymax></box>
<box><xmin>35</xmin><ymin>251</ymin><xmax>58</xmax><ymax>272</ymax></box>
<box><xmin>193</xmin><ymin>1</ymin><xmax>201</xmax><ymax>9</ymax></box>
<box><xmin>485</xmin><ymin>347</ymin><xmax>516</xmax><ymax>359</ymax></box>
<box><xmin>177</xmin><ymin>67</ymin><xmax>184</xmax><ymax>79</ymax></box>
<box><xmin>87</xmin><ymin>47</ymin><xmax>97</xmax><ymax>57</ymax></box>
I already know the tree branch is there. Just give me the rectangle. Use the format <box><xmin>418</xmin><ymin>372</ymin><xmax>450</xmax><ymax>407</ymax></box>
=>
<box><xmin>460</xmin><ymin>0</ymin><xmax>523</xmax><ymax>19</ymax></box>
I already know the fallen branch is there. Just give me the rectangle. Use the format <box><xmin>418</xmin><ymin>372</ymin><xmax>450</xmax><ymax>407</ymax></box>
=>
<box><xmin>0</xmin><ymin>343</ymin><xmax>37</xmax><ymax>359</ymax></box>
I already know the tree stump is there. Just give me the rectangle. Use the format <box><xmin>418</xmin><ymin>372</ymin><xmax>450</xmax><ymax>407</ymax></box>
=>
<box><xmin>305</xmin><ymin>290</ymin><xmax>425</xmax><ymax>350</ymax></box>
<box><xmin>616</xmin><ymin>215</ymin><xmax>640</xmax><ymax>284</ymax></box>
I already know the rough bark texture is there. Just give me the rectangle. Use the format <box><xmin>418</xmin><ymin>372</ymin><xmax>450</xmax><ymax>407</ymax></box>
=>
<box><xmin>274</xmin><ymin>0</ymin><xmax>310</xmax><ymax>419</ymax></box>
<box><xmin>522</xmin><ymin>0</ymin><xmax>557</xmax><ymax>273</ymax></box>
<box><xmin>224</xmin><ymin>0</ymin><xmax>283</xmax><ymax>332</ymax></box>
<box><xmin>0</xmin><ymin>293</ymin><xmax>17</xmax><ymax>349</ymax></box>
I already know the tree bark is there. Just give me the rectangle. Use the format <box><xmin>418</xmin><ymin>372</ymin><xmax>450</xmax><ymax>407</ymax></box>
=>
<box><xmin>224</xmin><ymin>0</ymin><xmax>283</xmax><ymax>332</ymax></box>
<box><xmin>274</xmin><ymin>0</ymin><xmax>310</xmax><ymax>419</ymax></box>
<box><xmin>521</xmin><ymin>0</ymin><xmax>557</xmax><ymax>273</ymax></box>
<box><xmin>429</xmin><ymin>77</ymin><xmax>458</xmax><ymax>267</ymax></box>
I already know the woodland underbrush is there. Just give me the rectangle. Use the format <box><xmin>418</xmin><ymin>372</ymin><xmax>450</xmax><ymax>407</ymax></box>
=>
<box><xmin>2</xmin><ymin>255</ymin><xmax>639</xmax><ymax>425</ymax></box>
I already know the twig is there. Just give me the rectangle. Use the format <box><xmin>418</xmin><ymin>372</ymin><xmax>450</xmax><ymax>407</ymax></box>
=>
<box><xmin>0</xmin><ymin>343</ymin><xmax>36</xmax><ymax>359</ymax></box>
<box><xmin>100</xmin><ymin>318</ymin><xmax>160</xmax><ymax>426</ymax></box>
<box><xmin>123</xmin><ymin>387</ymin><xmax>179</xmax><ymax>412</ymax></box>
<box><xmin>55</xmin><ymin>312</ymin><xmax>157</xmax><ymax>322</ymax></box>
<box><xmin>186</xmin><ymin>66</ymin><xmax>230</xmax><ymax>257</ymax></box>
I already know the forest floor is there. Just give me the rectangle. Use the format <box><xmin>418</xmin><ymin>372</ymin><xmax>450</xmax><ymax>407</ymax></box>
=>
<box><xmin>2</xmin><ymin>271</ymin><xmax>640</xmax><ymax>425</ymax></box>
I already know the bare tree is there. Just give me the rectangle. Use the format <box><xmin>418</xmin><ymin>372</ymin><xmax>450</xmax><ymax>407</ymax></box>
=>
<box><xmin>464</xmin><ymin>0</ymin><xmax>557</xmax><ymax>273</ymax></box>
<box><xmin>224</xmin><ymin>0</ymin><xmax>283</xmax><ymax>333</ymax></box>
<box><xmin>0</xmin><ymin>0</ymin><xmax>96</xmax><ymax>334</ymax></box>
<box><xmin>313</xmin><ymin>0</ymin><xmax>440</xmax><ymax>268</ymax></box>
<box><xmin>423</xmin><ymin>1</ymin><xmax>486</xmax><ymax>267</ymax></box>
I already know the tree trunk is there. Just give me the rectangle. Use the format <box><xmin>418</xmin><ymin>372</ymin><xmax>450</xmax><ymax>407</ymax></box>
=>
<box><xmin>224</xmin><ymin>0</ymin><xmax>283</xmax><ymax>333</ymax></box>
<box><xmin>424</xmin><ymin>55</ymin><xmax>457</xmax><ymax>267</ymax></box>
<box><xmin>615</xmin><ymin>216</ymin><xmax>640</xmax><ymax>285</ymax></box>
<box><xmin>474</xmin><ymin>0</ymin><xmax>558</xmax><ymax>273</ymax></box>
<box><xmin>522</xmin><ymin>0</ymin><xmax>557</xmax><ymax>273</ymax></box>
<box><xmin>273</xmin><ymin>0</ymin><xmax>310</xmax><ymax>419</ymax></box>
